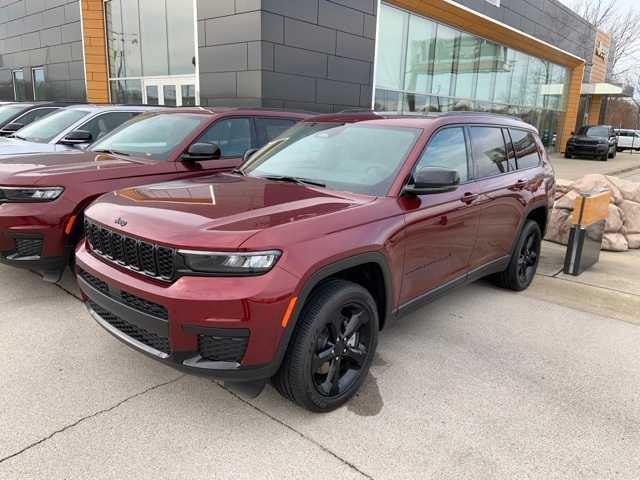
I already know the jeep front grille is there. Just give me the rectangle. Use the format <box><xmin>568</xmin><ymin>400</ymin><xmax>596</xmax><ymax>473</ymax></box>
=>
<box><xmin>85</xmin><ymin>220</ymin><xmax>176</xmax><ymax>281</ymax></box>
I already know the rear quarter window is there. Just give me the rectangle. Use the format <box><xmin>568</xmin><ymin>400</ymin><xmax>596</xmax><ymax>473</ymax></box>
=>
<box><xmin>510</xmin><ymin>129</ymin><xmax>541</xmax><ymax>170</ymax></box>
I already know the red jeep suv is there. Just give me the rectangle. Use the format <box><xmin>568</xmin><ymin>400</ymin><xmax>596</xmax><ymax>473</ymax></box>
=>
<box><xmin>0</xmin><ymin>108</ymin><xmax>308</xmax><ymax>281</ymax></box>
<box><xmin>76</xmin><ymin>112</ymin><xmax>555</xmax><ymax>412</ymax></box>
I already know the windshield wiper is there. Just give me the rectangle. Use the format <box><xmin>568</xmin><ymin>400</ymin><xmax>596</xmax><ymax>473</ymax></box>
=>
<box><xmin>262</xmin><ymin>175</ymin><xmax>325</xmax><ymax>188</ymax></box>
<box><xmin>93</xmin><ymin>148</ymin><xmax>130</xmax><ymax>156</ymax></box>
<box><xmin>231</xmin><ymin>168</ymin><xmax>245</xmax><ymax>176</ymax></box>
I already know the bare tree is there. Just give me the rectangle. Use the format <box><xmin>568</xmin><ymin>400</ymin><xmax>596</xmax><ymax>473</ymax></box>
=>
<box><xmin>570</xmin><ymin>0</ymin><xmax>640</xmax><ymax>78</ymax></box>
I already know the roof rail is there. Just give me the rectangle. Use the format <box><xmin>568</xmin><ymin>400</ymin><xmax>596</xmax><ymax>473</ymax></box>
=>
<box><xmin>220</xmin><ymin>106</ymin><xmax>319</xmax><ymax>115</ymax></box>
<box><xmin>340</xmin><ymin>108</ymin><xmax>523</xmax><ymax>122</ymax></box>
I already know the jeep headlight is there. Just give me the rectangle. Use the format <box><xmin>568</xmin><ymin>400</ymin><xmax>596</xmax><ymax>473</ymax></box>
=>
<box><xmin>0</xmin><ymin>186</ymin><xmax>64</xmax><ymax>203</ymax></box>
<box><xmin>179</xmin><ymin>250</ymin><xmax>281</xmax><ymax>275</ymax></box>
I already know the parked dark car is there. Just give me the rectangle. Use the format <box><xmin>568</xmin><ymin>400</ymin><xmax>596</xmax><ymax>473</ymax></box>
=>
<box><xmin>0</xmin><ymin>105</ymin><xmax>158</xmax><ymax>156</ymax></box>
<box><xmin>0</xmin><ymin>109</ymin><xmax>308</xmax><ymax>281</ymax></box>
<box><xmin>565</xmin><ymin>125</ymin><xmax>618</xmax><ymax>161</ymax></box>
<box><xmin>75</xmin><ymin>112</ymin><xmax>555</xmax><ymax>412</ymax></box>
<box><xmin>0</xmin><ymin>102</ymin><xmax>72</xmax><ymax>135</ymax></box>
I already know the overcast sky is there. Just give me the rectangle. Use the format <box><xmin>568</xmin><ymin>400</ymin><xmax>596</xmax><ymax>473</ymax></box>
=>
<box><xmin>556</xmin><ymin>0</ymin><xmax>639</xmax><ymax>14</ymax></box>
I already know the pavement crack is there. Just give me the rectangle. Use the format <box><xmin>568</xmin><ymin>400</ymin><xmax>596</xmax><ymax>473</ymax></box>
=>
<box><xmin>218</xmin><ymin>384</ymin><xmax>375</xmax><ymax>480</ymax></box>
<box><xmin>546</xmin><ymin>274</ymin><xmax>640</xmax><ymax>299</ymax></box>
<box><xmin>0</xmin><ymin>375</ymin><xmax>185</xmax><ymax>465</ymax></box>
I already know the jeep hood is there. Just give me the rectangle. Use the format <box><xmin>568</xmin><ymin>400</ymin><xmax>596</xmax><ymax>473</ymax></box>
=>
<box><xmin>0</xmin><ymin>150</ymin><xmax>158</xmax><ymax>185</ymax></box>
<box><xmin>85</xmin><ymin>174</ymin><xmax>374</xmax><ymax>250</ymax></box>
<box><xmin>0</xmin><ymin>136</ymin><xmax>74</xmax><ymax>157</ymax></box>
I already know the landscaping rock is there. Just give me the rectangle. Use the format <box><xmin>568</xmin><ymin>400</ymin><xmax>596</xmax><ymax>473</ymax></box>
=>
<box><xmin>546</xmin><ymin>174</ymin><xmax>640</xmax><ymax>251</ymax></box>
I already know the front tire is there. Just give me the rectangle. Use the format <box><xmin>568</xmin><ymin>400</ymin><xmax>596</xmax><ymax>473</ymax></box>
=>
<box><xmin>492</xmin><ymin>220</ymin><xmax>542</xmax><ymax>291</ymax></box>
<box><xmin>273</xmin><ymin>279</ymin><xmax>379</xmax><ymax>412</ymax></box>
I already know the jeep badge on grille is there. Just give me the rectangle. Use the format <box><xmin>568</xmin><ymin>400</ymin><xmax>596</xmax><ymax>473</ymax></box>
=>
<box><xmin>114</xmin><ymin>217</ymin><xmax>128</xmax><ymax>227</ymax></box>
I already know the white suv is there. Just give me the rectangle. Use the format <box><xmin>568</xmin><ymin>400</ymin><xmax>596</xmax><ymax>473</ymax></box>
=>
<box><xmin>615</xmin><ymin>129</ymin><xmax>640</xmax><ymax>152</ymax></box>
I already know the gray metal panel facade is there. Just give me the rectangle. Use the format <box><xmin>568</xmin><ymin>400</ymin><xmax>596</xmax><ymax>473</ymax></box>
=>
<box><xmin>197</xmin><ymin>0</ymin><xmax>377</xmax><ymax>112</ymax></box>
<box><xmin>454</xmin><ymin>0</ymin><xmax>597</xmax><ymax>81</ymax></box>
<box><xmin>0</xmin><ymin>0</ymin><xmax>85</xmax><ymax>101</ymax></box>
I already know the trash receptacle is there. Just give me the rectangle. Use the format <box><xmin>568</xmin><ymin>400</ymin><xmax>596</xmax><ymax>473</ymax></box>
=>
<box><xmin>563</xmin><ymin>189</ymin><xmax>610</xmax><ymax>276</ymax></box>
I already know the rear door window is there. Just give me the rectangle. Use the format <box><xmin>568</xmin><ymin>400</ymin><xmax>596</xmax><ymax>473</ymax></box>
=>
<box><xmin>255</xmin><ymin>117</ymin><xmax>297</xmax><ymax>146</ymax></box>
<box><xmin>469</xmin><ymin>126</ymin><xmax>509</xmax><ymax>178</ymax></box>
<box><xmin>78</xmin><ymin>111</ymin><xmax>139</xmax><ymax>142</ymax></box>
<box><xmin>510</xmin><ymin>129</ymin><xmax>541</xmax><ymax>170</ymax></box>
<box><xmin>415</xmin><ymin>127</ymin><xmax>469</xmax><ymax>182</ymax></box>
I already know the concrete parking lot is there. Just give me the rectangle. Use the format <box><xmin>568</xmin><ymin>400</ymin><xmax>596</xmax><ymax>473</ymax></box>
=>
<box><xmin>1</xmin><ymin>244</ymin><xmax>640</xmax><ymax>479</ymax></box>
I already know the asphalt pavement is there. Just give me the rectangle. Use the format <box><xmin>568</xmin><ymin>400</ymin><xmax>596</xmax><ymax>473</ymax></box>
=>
<box><xmin>1</xmin><ymin>260</ymin><xmax>639</xmax><ymax>480</ymax></box>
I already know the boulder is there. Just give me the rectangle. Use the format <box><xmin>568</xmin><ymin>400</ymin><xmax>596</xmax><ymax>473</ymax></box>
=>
<box><xmin>602</xmin><ymin>233</ymin><xmax>629</xmax><ymax>252</ymax></box>
<box><xmin>571</xmin><ymin>174</ymin><xmax>624</xmax><ymax>204</ymax></box>
<box><xmin>547</xmin><ymin>174</ymin><xmax>640</xmax><ymax>251</ymax></box>
<box><xmin>627</xmin><ymin>234</ymin><xmax>640</xmax><ymax>249</ymax></box>
<box><xmin>619</xmin><ymin>200</ymin><xmax>640</xmax><ymax>234</ymax></box>
<box><xmin>613</xmin><ymin>177</ymin><xmax>640</xmax><ymax>203</ymax></box>
<box><xmin>545</xmin><ymin>208</ymin><xmax>573</xmax><ymax>245</ymax></box>
<box><xmin>605</xmin><ymin>204</ymin><xmax>624</xmax><ymax>233</ymax></box>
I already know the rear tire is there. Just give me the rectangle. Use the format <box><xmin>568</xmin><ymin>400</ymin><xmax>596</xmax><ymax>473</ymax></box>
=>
<box><xmin>491</xmin><ymin>220</ymin><xmax>542</xmax><ymax>292</ymax></box>
<box><xmin>273</xmin><ymin>279</ymin><xmax>379</xmax><ymax>412</ymax></box>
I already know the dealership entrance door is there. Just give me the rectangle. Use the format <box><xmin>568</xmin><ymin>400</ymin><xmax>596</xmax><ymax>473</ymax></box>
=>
<box><xmin>142</xmin><ymin>77</ymin><xmax>197</xmax><ymax>106</ymax></box>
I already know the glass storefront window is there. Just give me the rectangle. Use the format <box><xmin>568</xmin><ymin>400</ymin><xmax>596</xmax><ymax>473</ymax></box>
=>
<box><xmin>374</xmin><ymin>3</ymin><xmax>570</xmax><ymax>151</ymax></box>
<box><xmin>454</xmin><ymin>32</ymin><xmax>479</xmax><ymax>99</ymax></box>
<box><xmin>110</xmin><ymin>80</ymin><xmax>143</xmax><ymax>104</ymax></box>
<box><xmin>432</xmin><ymin>24</ymin><xmax>457</xmax><ymax>97</ymax></box>
<box><xmin>105</xmin><ymin>0</ymin><xmax>142</xmax><ymax>78</ymax></box>
<box><xmin>139</xmin><ymin>0</ymin><xmax>169</xmax><ymax>77</ymax></box>
<box><xmin>167</xmin><ymin>0</ymin><xmax>196</xmax><ymax>75</ymax></box>
<box><xmin>476</xmin><ymin>40</ymin><xmax>498</xmax><ymax>102</ymax></box>
<box><xmin>32</xmin><ymin>67</ymin><xmax>46</xmax><ymax>101</ymax></box>
<box><xmin>404</xmin><ymin>15</ymin><xmax>436</xmax><ymax>95</ymax></box>
<box><xmin>12</xmin><ymin>70</ymin><xmax>26</xmax><ymax>101</ymax></box>
<box><xmin>105</xmin><ymin>0</ymin><xmax>197</xmax><ymax>105</ymax></box>
<box><xmin>376</xmin><ymin>6</ymin><xmax>407</xmax><ymax>91</ymax></box>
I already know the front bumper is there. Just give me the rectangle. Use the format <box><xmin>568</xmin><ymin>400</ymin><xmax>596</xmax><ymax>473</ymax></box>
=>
<box><xmin>0</xmin><ymin>201</ymin><xmax>73</xmax><ymax>280</ymax></box>
<box><xmin>75</xmin><ymin>241</ymin><xmax>301</xmax><ymax>382</ymax></box>
<box><xmin>565</xmin><ymin>144</ymin><xmax>608</xmax><ymax>156</ymax></box>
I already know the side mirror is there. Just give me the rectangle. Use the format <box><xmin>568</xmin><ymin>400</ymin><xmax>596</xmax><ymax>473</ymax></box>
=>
<box><xmin>60</xmin><ymin>130</ymin><xmax>93</xmax><ymax>145</ymax></box>
<box><xmin>403</xmin><ymin>167</ymin><xmax>460</xmax><ymax>196</ymax></box>
<box><xmin>0</xmin><ymin>122</ymin><xmax>24</xmax><ymax>135</ymax></box>
<box><xmin>182</xmin><ymin>142</ymin><xmax>221</xmax><ymax>162</ymax></box>
<box><xmin>243</xmin><ymin>148</ymin><xmax>259</xmax><ymax>163</ymax></box>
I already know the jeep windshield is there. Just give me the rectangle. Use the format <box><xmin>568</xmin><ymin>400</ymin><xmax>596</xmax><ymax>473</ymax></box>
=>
<box><xmin>242</xmin><ymin>122</ymin><xmax>421</xmax><ymax>196</ymax></box>
<box><xmin>14</xmin><ymin>108</ymin><xmax>89</xmax><ymax>143</ymax></box>
<box><xmin>578</xmin><ymin>126</ymin><xmax>610</xmax><ymax>138</ymax></box>
<box><xmin>90</xmin><ymin>114</ymin><xmax>206</xmax><ymax>160</ymax></box>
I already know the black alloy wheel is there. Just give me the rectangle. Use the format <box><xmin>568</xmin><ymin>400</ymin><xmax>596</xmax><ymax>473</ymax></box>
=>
<box><xmin>516</xmin><ymin>229</ymin><xmax>541</xmax><ymax>287</ymax></box>
<box><xmin>311</xmin><ymin>303</ymin><xmax>372</xmax><ymax>397</ymax></box>
<box><xmin>491</xmin><ymin>220</ymin><xmax>542</xmax><ymax>291</ymax></box>
<box><xmin>273</xmin><ymin>279</ymin><xmax>378</xmax><ymax>412</ymax></box>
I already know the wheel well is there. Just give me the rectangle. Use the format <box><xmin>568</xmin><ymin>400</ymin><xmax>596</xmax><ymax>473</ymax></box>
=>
<box><xmin>320</xmin><ymin>262</ymin><xmax>388</xmax><ymax>330</ymax></box>
<box><xmin>526</xmin><ymin>207</ymin><xmax>548</xmax><ymax>236</ymax></box>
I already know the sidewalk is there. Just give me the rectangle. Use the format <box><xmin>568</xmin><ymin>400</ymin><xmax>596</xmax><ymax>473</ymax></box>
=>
<box><xmin>549</xmin><ymin>151</ymin><xmax>640</xmax><ymax>181</ymax></box>
<box><xmin>526</xmin><ymin>241</ymin><xmax>640</xmax><ymax>325</ymax></box>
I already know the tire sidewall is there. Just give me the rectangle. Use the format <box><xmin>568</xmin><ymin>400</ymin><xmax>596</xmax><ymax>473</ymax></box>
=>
<box><xmin>508</xmin><ymin>221</ymin><xmax>542</xmax><ymax>291</ymax></box>
<box><xmin>294</xmin><ymin>282</ymin><xmax>379</xmax><ymax>412</ymax></box>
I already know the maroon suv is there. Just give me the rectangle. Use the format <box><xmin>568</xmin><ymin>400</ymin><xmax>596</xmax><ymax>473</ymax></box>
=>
<box><xmin>76</xmin><ymin>112</ymin><xmax>555</xmax><ymax>412</ymax></box>
<box><xmin>0</xmin><ymin>109</ymin><xmax>308</xmax><ymax>281</ymax></box>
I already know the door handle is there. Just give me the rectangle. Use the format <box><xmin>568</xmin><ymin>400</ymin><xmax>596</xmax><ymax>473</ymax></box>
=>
<box><xmin>461</xmin><ymin>192</ymin><xmax>479</xmax><ymax>204</ymax></box>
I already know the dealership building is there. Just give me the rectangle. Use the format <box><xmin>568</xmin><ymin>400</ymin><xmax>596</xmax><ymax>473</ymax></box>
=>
<box><xmin>0</xmin><ymin>0</ymin><xmax>631</xmax><ymax>150</ymax></box>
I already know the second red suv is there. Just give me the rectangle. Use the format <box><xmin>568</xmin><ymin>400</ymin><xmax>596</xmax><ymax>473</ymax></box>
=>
<box><xmin>0</xmin><ymin>109</ymin><xmax>309</xmax><ymax>281</ymax></box>
<box><xmin>76</xmin><ymin>112</ymin><xmax>555</xmax><ymax>412</ymax></box>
